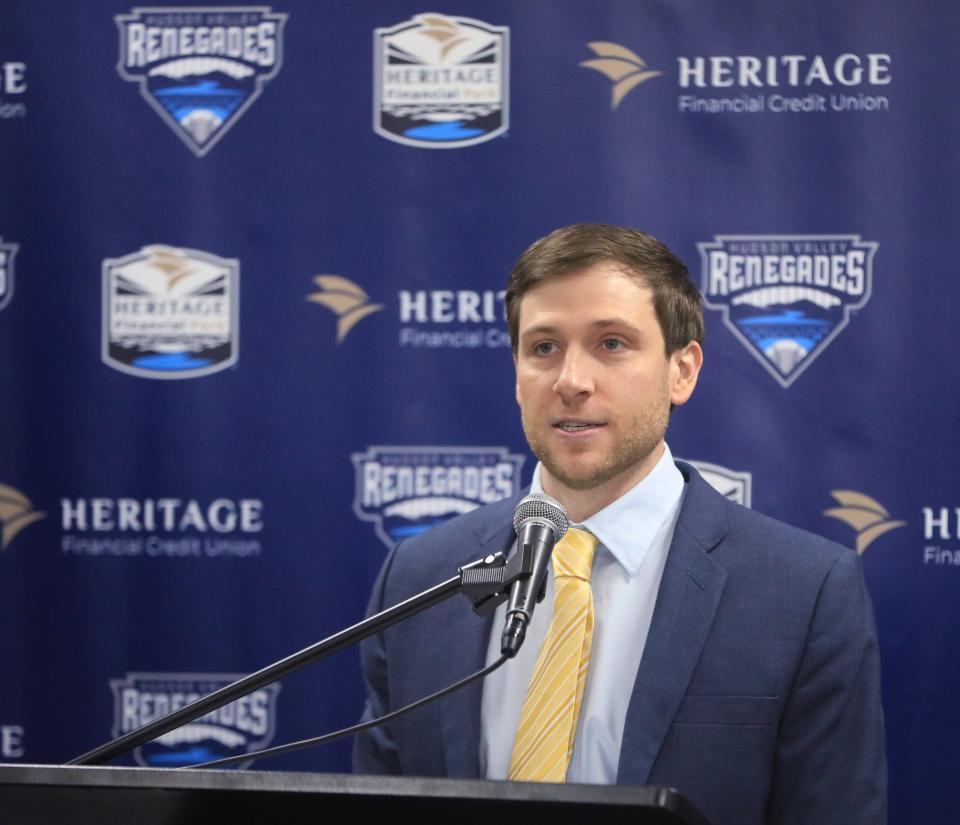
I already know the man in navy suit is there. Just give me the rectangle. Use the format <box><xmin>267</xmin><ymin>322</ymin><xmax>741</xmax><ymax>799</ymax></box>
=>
<box><xmin>353</xmin><ymin>224</ymin><xmax>886</xmax><ymax>825</ymax></box>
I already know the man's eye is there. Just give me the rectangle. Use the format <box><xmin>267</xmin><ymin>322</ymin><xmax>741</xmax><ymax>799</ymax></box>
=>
<box><xmin>601</xmin><ymin>338</ymin><xmax>625</xmax><ymax>351</ymax></box>
<box><xmin>533</xmin><ymin>342</ymin><xmax>557</xmax><ymax>355</ymax></box>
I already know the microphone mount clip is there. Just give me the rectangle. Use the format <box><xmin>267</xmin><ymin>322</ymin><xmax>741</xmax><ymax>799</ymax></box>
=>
<box><xmin>458</xmin><ymin>544</ymin><xmax>545</xmax><ymax>617</ymax></box>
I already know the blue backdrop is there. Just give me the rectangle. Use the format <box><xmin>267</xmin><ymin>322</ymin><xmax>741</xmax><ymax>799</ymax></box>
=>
<box><xmin>1</xmin><ymin>2</ymin><xmax>957</xmax><ymax>822</ymax></box>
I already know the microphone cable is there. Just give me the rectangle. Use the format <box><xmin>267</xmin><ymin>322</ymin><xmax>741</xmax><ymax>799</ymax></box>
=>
<box><xmin>187</xmin><ymin>653</ymin><xmax>511</xmax><ymax>770</ymax></box>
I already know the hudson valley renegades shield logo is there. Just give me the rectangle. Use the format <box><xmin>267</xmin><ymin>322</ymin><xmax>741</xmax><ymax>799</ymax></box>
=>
<box><xmin>698</xmin><ymin>235</ymin><xmax>876</xmax><ymax>387</ymax></box>
<box><xmin>115</xmin><ymin>7</ymin><xmax>287</xmax><ymax>156</ymax></box>
<box><xmin>683</xmin><ymin>460</ymin><xmax>752</xmax><ymax>507</ymax></box>
<box><xmin>352</xmin><ymin>446</ymin><xmax>525</xmax><ymax>549</ymax></box>
<box><xmin>103</xmin><ymin>245</ymin><xmax>239</xmax><ymax>379</ymax></box>
<box><xmin>374</xmin><ymin>13</ymin><xmax>509</xmax><ymax>148</ymax></box>
<box><xmin>110</xmin><ymin>673</ymin><xmax>280</xmax><ymax>768</ymax></box>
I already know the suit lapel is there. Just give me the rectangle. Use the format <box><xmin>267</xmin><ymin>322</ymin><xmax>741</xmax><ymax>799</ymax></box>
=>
<box><xmin>438</xmin><ymin>500</ymin><xmax>518</xmax><ymax>778</ymax></box>
<box><xmin>617</xmin><ymin>464</ymin><xmax>728</xmax><ymax>785</ymax></box>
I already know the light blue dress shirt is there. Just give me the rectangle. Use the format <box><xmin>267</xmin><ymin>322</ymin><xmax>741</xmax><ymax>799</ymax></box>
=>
<box><xmin>479</xmin><ymin>443</ymin><xmax>685</xmax><ymax>783</ymax></box>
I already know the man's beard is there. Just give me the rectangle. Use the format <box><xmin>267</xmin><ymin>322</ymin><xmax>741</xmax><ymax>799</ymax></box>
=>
<box><xmin>521</xmin><ymin>388</ymin><xmax>671</xmax><ymax>492</ymax></box>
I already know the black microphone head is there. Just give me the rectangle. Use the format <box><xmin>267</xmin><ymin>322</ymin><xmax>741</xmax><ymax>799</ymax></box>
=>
<box><xmin>513</xmin><ymin>492</ymin><xmax>569</xmax><ymax>540</ymax></box>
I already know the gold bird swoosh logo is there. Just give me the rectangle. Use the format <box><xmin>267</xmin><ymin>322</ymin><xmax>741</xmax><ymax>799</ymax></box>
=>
<box><xmin>306</xmin><ymin>275</ymin><xmax>384</xmax><ymax>343</ymax></box>
<box><xmin>0</xmin><ymin>484</ymin><xmax>45</xmax><ymax>551</ymax></box>
<box><xmin>580</xmin><ymin>42</ymin><xmax>663</xmax><ymax>110</ymax></box>
<box><xmin>823</xmin><ymin>490</ymin><xmax>906</xmax><ymax>554</ymax></box>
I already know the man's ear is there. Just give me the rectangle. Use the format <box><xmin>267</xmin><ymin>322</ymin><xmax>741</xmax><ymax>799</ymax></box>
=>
<box><xmin>669</xmin><ymin>341</ymin><xmax>703</xmax><ymax>407</ymax></box>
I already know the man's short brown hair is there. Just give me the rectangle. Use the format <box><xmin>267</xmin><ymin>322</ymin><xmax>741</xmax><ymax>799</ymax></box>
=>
<box><xmin>506</xmin><ymin>223</ymin><xmax>704</xmax><ymax>354</ymax></box>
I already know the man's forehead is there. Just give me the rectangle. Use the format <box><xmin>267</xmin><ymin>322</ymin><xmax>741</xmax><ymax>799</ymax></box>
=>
<box><xmin>524</xmin><ymin>261</ymin><xmax>650</xmax><ymax>295</ymax></box>
<box><xmin>518</xmin><ymin>267</ymin><xmax>654</xmax><ymax>322</ymax></box>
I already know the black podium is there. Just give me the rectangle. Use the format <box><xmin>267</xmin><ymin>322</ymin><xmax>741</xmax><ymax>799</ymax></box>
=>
<box><xmin>0</xmin><ymin>764</ymin><xmax>709</xmax><ymax>824</ymax></box>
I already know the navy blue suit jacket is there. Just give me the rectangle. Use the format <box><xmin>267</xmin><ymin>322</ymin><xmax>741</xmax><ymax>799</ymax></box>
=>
<box><xmin>353</xmin><ymin>463</ymin><xmax>887</xmax><ymax>825</ymax></box>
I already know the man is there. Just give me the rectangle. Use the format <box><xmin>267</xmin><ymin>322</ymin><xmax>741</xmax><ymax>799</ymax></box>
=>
<box><xmin>353</xmin><ymin>224</ymin><xmax>887</xmax><ymax>825</ymax></box>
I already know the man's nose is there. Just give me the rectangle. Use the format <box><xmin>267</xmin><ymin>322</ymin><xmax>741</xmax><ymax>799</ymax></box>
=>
<box><xmin>553</xmin><ymin>348</ymin><xmax>594</xmax><ymax>402</ymax></box>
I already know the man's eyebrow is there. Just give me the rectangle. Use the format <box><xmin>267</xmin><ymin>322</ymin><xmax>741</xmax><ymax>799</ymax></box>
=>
<box><xmin>519</xmin><ymin>317</ymin><xmax>641</xmax><ymax>338</ymax></box>
<box><xmin>592</xmin><ymin>317</ymin><xmax>640</xmax><ymax>329</ymax></box>
<box><xmin>519</xmin><ymin>322</ymin><xmax>559</xmax><ymax>339</ymax></box>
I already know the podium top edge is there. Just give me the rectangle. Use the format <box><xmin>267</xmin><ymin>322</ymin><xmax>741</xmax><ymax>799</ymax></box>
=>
<box><xmin>0</xmin><ymin>763</ymin><xmax>703</xmax><ymax>817</ymax></box>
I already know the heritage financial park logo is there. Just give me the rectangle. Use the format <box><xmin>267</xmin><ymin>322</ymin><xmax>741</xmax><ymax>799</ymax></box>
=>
<box><xmin>115</xmin><ymin>6</ymin><xmax>287</xmax><ymax>156</ymax></box>
<box><xmin>111</xmin><ymin>672</ymin><xmax>280</xmax><ymax>768</ymax></box>
<box><xmin>352</xmin><ymin>446</ymin><xmax>525</xmax><ymax>549</ymax></box>
<box><xmin>103</xmin><ymin>245</ymin><xmax>239</xmax><ymax>379</ymax></box>
<box><xmin>374</xmin><ymin>13</ymin><xmax>509</xmax><ymax>148</ymax></box>
<box><xmin>698</xmin><ymin>235</ymin><xmax>877</xmax><ymax>387</ymax></box>
<box><xmin>0</xmin><ymin>236</ymin><xmax>18</xmax><ymax>311</ymax></box>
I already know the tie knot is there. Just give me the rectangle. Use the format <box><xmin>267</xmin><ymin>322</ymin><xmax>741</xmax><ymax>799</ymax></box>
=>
<box><xmin>552</xmin><ymin>528</ymin><xmax>597</xmax><ymax>582</ymax></box>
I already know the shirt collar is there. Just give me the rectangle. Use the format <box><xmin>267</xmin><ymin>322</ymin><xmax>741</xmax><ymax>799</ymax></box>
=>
<box><xmin>529</xmin><ymin>443</ymin><xmax>685</xmax><ymax>577</ymax></box>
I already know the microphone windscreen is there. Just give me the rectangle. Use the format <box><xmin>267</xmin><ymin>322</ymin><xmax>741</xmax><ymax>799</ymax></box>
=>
<box><xmin>512</xmin><ymin>493</ymin><xmax>569</xmax><ymax>540</ymax></box>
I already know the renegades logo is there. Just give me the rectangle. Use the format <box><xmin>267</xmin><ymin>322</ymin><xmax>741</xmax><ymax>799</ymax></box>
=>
<box><xmin>352</xmin><ymin>446</ymin><xmax>524</xmax><ymax>548</ymax></box>
<box><xmin>115</xmin><ymin>7</ymin><xmax>287</xmax><ymax>156</ymax></box>
<box><xmin>698</xmin><ymin>234</ymin><xmax>876</xmax><ymax>387</ymax></box>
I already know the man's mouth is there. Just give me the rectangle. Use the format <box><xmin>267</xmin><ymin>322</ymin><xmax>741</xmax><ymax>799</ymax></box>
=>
<box><xmin>554</xmin><ymin>421</ymin><xmax>603</xmax><ymax>432</ymax></box>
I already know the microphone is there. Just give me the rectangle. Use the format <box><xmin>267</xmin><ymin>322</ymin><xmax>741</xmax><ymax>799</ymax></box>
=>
<box><xmin>501</xmin><ymin>493</ymin><xmax>569</xmax><ymax>657</ymax></box>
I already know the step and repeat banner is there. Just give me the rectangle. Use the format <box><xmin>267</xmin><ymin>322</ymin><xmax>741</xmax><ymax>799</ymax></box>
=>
<box><xmin>1</xmin><ymin>2</ymin><xmax>956</xmax><ymax>821</ymax></box>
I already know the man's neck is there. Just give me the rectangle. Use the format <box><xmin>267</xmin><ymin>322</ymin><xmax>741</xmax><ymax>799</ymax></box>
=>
<box><xmin>540</xmin><ymin>441</ymin><xmax>667</xmax><ymax>523</ymax></box>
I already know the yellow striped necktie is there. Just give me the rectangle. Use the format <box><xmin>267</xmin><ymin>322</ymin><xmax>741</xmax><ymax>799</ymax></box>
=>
<box><xmin>508</xmin><ymin>527</ymin><xmax>598</xmax><ymax>783</ymax></box>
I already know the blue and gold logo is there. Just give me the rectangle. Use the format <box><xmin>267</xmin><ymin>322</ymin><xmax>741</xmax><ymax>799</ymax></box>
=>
<box><xmin>352</xmin><ymin>446</ymin><xmax>525</xmax><ymax>548</ymax></box>
<box><xmin>698</xmin><ymin>235</ymin><xmax>876</xmax><ymax>387</ymax></box>
<box><xmin>374</xmin><ymin>13</ymin><xmax>509</xmax><ymax>148</ymax></box>
<box><xmin>0</xmin><ymin>237</ymin><xmax>18</xmax><ymax>311</ymax></box>
<box><xmin>102</xmin><ymin>245</ymin><xmax>239</xmax><ymax>379</ymax></box>
<box><xmin>115</xmin><ymin>7</ymin><xmax>287</xmax><ymax>156</ymax></box>
<box><xmin>110</xmin><ymin>672</ymin><xmax>280</xmax><ymax>768</ymax></box>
